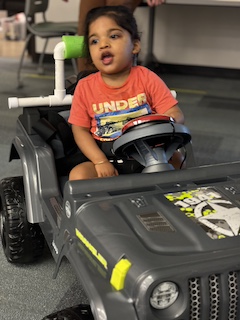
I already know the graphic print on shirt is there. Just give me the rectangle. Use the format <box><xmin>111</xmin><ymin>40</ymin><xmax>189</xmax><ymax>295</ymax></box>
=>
<box><xmin>94</xmin><ymin>103</ymin><xmax>152</xmax><ymax>140</ymax></box>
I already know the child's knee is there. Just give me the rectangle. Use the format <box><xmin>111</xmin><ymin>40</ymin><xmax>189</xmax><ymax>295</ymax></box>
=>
<box><xmin>169</xmin><ymin>150</ymin><xmax>186</xmax><ymax>169</ymax></box>
<box><xmin>69</xmin><ymin>162</ymin><xmax>97</xmax><ymax>180</ymax></box>
<box><xmin>69</xmin><ymin>168</ymin><xmax>82</xmax><ymax>180</ymax></box>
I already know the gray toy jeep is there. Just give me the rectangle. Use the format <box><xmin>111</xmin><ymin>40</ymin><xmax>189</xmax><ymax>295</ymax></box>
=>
<box><xmin>1</xmin><ymin>37</ymin><xmax>240</xmax><ymax>320</ymax></box>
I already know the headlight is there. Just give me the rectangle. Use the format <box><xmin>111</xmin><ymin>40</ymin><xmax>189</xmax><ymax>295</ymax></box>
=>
<box><xmin>150</xmin><ymin>281</ymin><xmax>179</xmax><ymax>309</ymax></box>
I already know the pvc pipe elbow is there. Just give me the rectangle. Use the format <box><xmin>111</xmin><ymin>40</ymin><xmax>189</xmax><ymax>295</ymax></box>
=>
<box><xmin>54</xmin><ymin>42</ymin><xmax>66</xmax><ymax>60</ymax></box>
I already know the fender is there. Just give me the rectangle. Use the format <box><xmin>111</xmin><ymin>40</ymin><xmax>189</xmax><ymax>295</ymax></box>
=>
<box><xmin>11</xmin><ymin>118</ymin><xmax>61</xmax><ymax>223</ymax></box>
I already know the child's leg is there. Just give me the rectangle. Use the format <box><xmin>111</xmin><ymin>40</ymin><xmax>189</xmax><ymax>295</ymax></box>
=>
<box><xmin>69</xmin><ymin>161</ymin><xmax>98</xmax><ymax>180</ymax></box>
<box><xmin>169</xmin><ymin>150</ymin><xmax>186</xmax><ymax>169</ymax></box>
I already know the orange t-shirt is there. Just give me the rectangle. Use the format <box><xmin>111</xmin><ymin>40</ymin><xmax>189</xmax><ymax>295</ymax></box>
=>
<box><xmin>68</xmin><ymin>66</ymin><xmax>178</xmax><ymax>141</ymax></box>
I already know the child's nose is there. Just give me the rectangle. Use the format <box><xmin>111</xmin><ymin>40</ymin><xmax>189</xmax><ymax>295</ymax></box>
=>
<box><xmin>100</xmin><ymin>38</ymin><xmax>110</xmax><ymax>49</ymax></box>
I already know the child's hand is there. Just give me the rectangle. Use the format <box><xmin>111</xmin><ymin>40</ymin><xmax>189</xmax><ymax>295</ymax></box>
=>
<box><xmin>95</xmin><ymin>161</ymin><xmax>119</xmax><ymax>178</ymax></box>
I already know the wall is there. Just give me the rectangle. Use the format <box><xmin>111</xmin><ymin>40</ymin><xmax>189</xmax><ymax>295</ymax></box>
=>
<box><xmin>36</xmin><ymin>1</ymin><xmax>240</xmax><ymax>70</ymax></box>
<box><xmin>135</xmin><ymin>4</ymin><xmax>240</xmax><ymax>70</ymax></box>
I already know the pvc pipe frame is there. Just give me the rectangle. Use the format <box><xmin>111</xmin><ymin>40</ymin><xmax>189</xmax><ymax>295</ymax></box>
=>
<box><xmin>8</xmin><ymin>42</ymin><xmax>73</xmax><ymax>109</ymax></box>
<box><xmin>8</xmin><ymin>39</ymin><xmax>177</xmax><ymax>109</ymax></box>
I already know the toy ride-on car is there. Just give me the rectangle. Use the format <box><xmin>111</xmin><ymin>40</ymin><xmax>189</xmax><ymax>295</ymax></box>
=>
<box><xmin>1</xmin><ymin>36</ymin><xmax>240</xmax><ymax>320</ymax></box>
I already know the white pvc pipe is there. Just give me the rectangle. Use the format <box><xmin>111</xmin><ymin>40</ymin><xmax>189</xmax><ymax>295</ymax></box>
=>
<box><xmin>8</xmin><ymin>41</ymin><xmax>71</xmax><ymax>109</ymax></box>
<box><xmin>54</xmin><ymin>42</ymin><xmax>66</xmax><ymax>101</ymax></box>
<box><xmin>8</xmin><ymin>95</ymin><xmax>73</xmax><ymax>109</ymax></box>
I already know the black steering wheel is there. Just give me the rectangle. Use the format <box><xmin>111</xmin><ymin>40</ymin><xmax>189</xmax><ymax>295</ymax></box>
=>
<box><xmin>113</xmin><ymin>114</ymin><xmax>191</xmax><ymax>173</ymax></box>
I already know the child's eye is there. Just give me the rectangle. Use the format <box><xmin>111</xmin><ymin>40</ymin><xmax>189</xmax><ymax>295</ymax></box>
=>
<box><xmin>89</xmin><ymin>39</ymin><xmax>98</xmax><ymax>45</ymax></box>
<box><xmin>110</xmin><ymin>34</ymin><xmax>120</xmax><ymax>39</ymax></box>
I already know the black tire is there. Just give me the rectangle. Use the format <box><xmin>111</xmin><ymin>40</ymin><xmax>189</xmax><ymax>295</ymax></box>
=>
<box><xmin>42</xmin><ymin>304</ymin><xmax>94</xmax><ymax>320</ymax></box>
<box><xmin>0</xmin><ymin>176</ymin><xmax>44</xmax><ymax>263</ymax></box>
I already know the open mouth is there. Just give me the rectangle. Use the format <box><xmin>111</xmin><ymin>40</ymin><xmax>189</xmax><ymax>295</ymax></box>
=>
<box><xmin>101</xmin><ymin>52</ymin><xmax>113</xmax><ymax>65</ymax></box>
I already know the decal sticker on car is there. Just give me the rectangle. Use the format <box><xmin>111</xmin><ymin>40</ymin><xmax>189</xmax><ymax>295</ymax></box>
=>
<box><xmin>76</xmin><ymin>228</ymin><xmax>108</xmax><ymax>270</ymax></box>
<box><xmin>165</xmin><ymin>187</ymin><xmax>240</xmax><ymax>239</ymax></box>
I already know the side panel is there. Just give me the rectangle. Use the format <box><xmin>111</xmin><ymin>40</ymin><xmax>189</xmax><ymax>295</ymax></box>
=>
<box><xmin>12</xmin><ymin>120</ymin><xmax>61</xmax><ymax>223</ymax></box>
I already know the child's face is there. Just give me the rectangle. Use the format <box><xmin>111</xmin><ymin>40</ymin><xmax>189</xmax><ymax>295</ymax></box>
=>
<box><xmin>88</xmin><ymin>16</ymin><xmax>140</xmax><ymax>76</ymax></box>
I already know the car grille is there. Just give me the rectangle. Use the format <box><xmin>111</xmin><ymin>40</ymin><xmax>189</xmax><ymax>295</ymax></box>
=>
<box><xmin>189</xmin><ymin>271</ymin><xmax>239</xmax><ymax>320</ymax></box>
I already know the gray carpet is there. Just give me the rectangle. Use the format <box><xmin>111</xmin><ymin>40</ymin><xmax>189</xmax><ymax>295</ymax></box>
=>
<box><xmin>1</xmin><ymin>56</ymin><xmax>240</xmax><ymax>319</ymax></box>
<box><xmin>161</xmin><ymin>73</ymin><xmax>240</xmax><ymax>166</ymax></box>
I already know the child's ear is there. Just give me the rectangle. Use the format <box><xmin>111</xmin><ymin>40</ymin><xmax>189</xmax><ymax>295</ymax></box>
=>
<box><xmin>132</xmin><ymin>40</ymin><xmax>141</xmax><ymax>55</ymax></box>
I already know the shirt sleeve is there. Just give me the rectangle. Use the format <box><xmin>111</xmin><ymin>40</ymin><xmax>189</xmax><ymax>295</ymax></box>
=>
<box><xmin>68</xmin><ymin>80</ymin><xmax>91</xmax><ymax>128</ymax></box>
<box><xmin>145</xmin><ymin>68</ymin><xmax>178</xmax><ymax>114</ymax></box>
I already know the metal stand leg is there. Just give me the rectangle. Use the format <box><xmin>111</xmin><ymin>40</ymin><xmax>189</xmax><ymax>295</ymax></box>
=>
<box><xmin>37</xmin><ymin>38</ymin><xmax>48</xmax><ymax>75</ymax></box>
<box><xmin>17</xmin><ymin>33</ymin><xmax>33</xmax><ymax>88</ymax></box>
<box><xmin>142</xmin><ymin>6</ymin><xmax>158</xmax><ymax>66</ymax></box>
<box><xmin>71</xmin><ymin>58</ymin><xmax>78</xmax><ymax>75</ymax></box>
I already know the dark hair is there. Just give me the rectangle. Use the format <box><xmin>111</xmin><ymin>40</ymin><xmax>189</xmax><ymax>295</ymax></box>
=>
<box><xmin>83</xmin><ymin>5</ymin><xmax>140</xmax><ymax>62</ymax></box>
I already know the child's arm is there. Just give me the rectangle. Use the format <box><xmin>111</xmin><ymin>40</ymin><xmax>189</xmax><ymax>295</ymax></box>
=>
<box><xmin>72</xmin><ymin>125</ymin><xmax>118</xmax><ymax>177</ymax></box>
<box><xmin>147</xmin><ymin>0</ymin><xmax>165</xmax><ymax>6</ymax></box>
<box><xmin>163</xmin><ymin>104</ymin><xmax>185</xmax><ymax>124</ymax></box>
